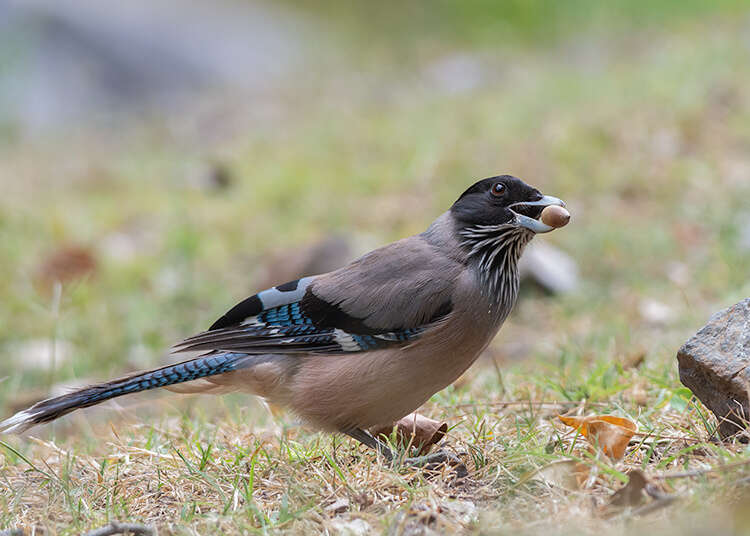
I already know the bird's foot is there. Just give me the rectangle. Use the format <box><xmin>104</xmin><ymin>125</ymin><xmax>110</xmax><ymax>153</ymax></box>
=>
<box><xmin>400</xmin><ymin>450</ymin><xmax>468</xmax><ymax>478</ymax></box>
<box><xmin>340</xmin><ymin>427</ymin><xmax>467</xmax><ymax>478</ymax></box>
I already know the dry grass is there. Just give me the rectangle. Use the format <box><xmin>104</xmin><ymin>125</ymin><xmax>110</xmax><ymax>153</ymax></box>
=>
<box><xmin>3</xmin><ymin>378</ymin><xmax>750</xmax><ymax>535</ymax></box>
<box><xmin>3</xmin><ymin>4</ymin><xmax>750</xmax><ymax>535</ymax></box>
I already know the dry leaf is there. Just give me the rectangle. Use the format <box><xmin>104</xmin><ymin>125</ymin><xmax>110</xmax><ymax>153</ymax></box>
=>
<box><xmin>608</xmin><ymin>469</ymin><xmax>648</xmax><ymax>508</ymax></box>
<box><xmin>325</xmin><ymin>498</ymin><xmax>350</xmax><ymax>515</ymax></box>
<box><xmin>35</xmin><ymin>244</ymin><xmax>97</xmax><ymax>293</ymax></box>
<box><xmin>558</xmin><ymin>414</ymin><xmax>637</xmax><ymax>460</ymax></box>
<box><xmin>528</xmin><ymin>459</ymin><xmax>590</xmax><ymax>490</ymax></box>
<box><xmin>370</xmin><ymin>413</ymin><xmax>447</xmax><ymax>455</ymax></box>
<box><xmin>620</xmin><ymin>349</ymin><xmax>646</xmax><ymax>370</ymax></box>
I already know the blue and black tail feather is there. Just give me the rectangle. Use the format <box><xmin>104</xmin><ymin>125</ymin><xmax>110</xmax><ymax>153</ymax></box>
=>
<box><xmin>0</xmin><ymin>352</ymin><xmax>249</xmax><ymax>433</ymax></box>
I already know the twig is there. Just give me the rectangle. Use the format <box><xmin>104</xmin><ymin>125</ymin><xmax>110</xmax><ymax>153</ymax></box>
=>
<box><xmin>630</xmin><ymin>495</ymin><xmax>679</xmax><ymax>516</ymax></box>
<box><xmin>455</xmin><ymin>400</ymin><xmax>608</xmax><ymax>409</ymax></box>
<box><xmin>83</xmin><ymin>522</ymin><xmax>155</xmax><ymax>536</ymax></box>
<box><xmin>631</xmin><ymin>431</ymin><xmax>704</xmax><ymax>442</ymax></box>
<box><xmin>654</xmin><ymin>457</ymin><xmax>750</xmax><ymax>480</ymax></box>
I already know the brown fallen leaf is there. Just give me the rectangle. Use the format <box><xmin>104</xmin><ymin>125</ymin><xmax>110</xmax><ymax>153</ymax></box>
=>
<box><xmin>620</xmin><ymin>349</ymin><xmax>646</xmax><ymax>370</ymax></box>
<box><xmin>558</xmin><ymin>414</ymin><xmax>637</xmax><ymax>460</ymax></box>
<box><xmin>35</xmin><ymin>244</ymin><xmax>97</xmax><ymax>293</ymax></box>
<box><xmin>324</xmin><ymin>498</ymin><xmax>350</xmax><ymax>515</ymax></box>
<box><xmin>370</xmin><ymin>413</ymin><xmax>447</xmax><ymax>455</ymax></box>
<box><xmin>608</xmin><ymin>469</ymin><xmax>648</xmax><ymax>508</ymax></box>
<box><xmin>526</xmin><ymin>459</ymin><xmax>590</xmax><ymax>491</ymax></box>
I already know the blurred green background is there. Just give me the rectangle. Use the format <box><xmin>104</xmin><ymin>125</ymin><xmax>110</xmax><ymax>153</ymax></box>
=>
<box><xmin>1</xmin><ymin>0</ymin><xmax>749</xmax><ymax>422</ymax></box>
<box><xmin>4</xmin><ymin>1</ymin><xmax>750</xmax><ymax>533</ymax></box>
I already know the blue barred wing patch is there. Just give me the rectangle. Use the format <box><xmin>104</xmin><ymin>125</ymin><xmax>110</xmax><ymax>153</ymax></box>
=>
<box><xmin>179</xmin><ymin>277</ymin><xmax>450</xmax><ymax>356</ymax></box>
<box><xmin>175</xmin><ymin>300</ymin><xmax>429</xmax><ymax>355</ymax></box>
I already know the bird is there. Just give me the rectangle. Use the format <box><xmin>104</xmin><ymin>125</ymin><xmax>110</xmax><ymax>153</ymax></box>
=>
<box><xmin>1</xmin><ymin>175</ymin><xmax>567</xmax><ymax>466</ymax></box>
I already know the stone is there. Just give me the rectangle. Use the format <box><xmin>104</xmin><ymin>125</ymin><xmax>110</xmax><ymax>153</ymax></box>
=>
<box><xmin>677</xmin><ymin>299</ymin><xmax>750</xmax><ymax>438</ymax></box>
<box><xmin>518</xmin><ymin>242</ymin><xmax>580</xmax><ymax>295</ymax></box>
<box><xmin>639</xmin><ymin>299</ymin><xmax>676</xmax><ymax>326</ymax></box>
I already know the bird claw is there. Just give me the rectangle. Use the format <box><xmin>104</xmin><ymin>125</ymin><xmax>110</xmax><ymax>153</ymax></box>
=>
<box><xmin>399</xmin><ymin>450</ymin><xmax>468</xmax><ymax>478</ymax></box>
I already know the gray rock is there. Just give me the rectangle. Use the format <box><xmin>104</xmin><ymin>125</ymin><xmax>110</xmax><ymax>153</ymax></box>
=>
<box><xmin>677</xmin><ymin>299</ymin><xmax>750</xmax><ymax>438</ymax></box>
<box><xmin>1</xmin><ymin>0</ymin><xmax>308</xmax><ymax>132</ymax></box>
<box><xmin>518</xmin><ymin>241</ymin><xmax>580</xmax><ymax>295</ymax></box>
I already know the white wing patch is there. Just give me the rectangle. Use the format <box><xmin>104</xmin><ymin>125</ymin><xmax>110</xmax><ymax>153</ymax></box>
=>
<box><xmin>256</xmin><ymin>276</ymin><xmax>315</xmax><ymax>309</ymax></box>
<box><xmin>333</xmin><ymin>329</ymin><xmax>361</xmax><ymax>352</ymax></box>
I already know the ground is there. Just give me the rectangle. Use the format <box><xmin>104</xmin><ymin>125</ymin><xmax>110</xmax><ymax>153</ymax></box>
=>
<box><xmin>2</xmin><ymin>2</ymin><xmax>750</xmax><ymax>534</ymax></box>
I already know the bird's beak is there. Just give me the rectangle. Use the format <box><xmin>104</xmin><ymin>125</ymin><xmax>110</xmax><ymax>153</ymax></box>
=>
<box><xmin>509</xmin><ymin>195</ymin><xmax>566</xmax><ymax>234</ymax></box>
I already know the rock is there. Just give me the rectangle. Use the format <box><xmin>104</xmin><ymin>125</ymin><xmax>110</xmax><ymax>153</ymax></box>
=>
<box><xmin>184</xmin><ymin>160</ymin><xmax>233</xmax><ymax>192</ymax></box>
<box><xmin>639</xmin><ymin>299</ymin><xmax>676</xmax><ymax>326</ymax></box>
<box><xmin>518</xmin><ymin>242</ymin><xmax>579</xmax><ymax>295</ymax></box>
<box><xmin>677</xmin><ymin>299</ymin><xmax>750</xmax><ymax>438</ymax></box>
<box><xmin>2</xmin><ymin>0</ymin><xmax>306</xmax><ymax>132</ymax></box>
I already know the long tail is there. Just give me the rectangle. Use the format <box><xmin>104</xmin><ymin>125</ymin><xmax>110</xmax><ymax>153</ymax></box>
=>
<box><xmin>0</xmin><ymin>352</ymin><xmax>251</xmax><ymax>433</ymax></box>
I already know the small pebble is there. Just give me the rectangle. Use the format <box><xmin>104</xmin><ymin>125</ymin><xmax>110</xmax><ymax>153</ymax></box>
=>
<box><xmin>541</xmin><ymin>205</ymin><xmax>571</xmax><ymax>228</ymax></box>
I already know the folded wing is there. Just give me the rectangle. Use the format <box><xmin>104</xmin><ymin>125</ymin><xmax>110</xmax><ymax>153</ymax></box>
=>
<box><xmin>173</xmin><ymin>236</ymin><xmax>460</xmax><ymax>356</ymax></box>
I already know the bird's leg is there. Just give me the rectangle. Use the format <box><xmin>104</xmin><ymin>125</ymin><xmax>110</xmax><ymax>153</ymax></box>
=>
<box><xmin>401</xmin><ymin>450</ymin><xmax>468</xmax><ymax>478</ymax></box>
<box><xmin>341</xmin><ymin>428</ymin><xmax>467</xmax><ymax>477</ymax></box>
<box><xmin>341</xmin><ymin>427</ymin><xmax>394</xmax><ymax>461</ymax></box>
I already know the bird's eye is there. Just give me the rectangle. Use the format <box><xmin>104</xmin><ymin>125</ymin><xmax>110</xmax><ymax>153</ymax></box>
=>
<box><xmin>491</xmin><ymin>183</ymin><xmax>506</xmax><ymax>197</ymax></box>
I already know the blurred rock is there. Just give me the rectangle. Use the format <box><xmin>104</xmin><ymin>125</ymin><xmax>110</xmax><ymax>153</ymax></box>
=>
<box><xmin>518</xmin><ymin>242</ymin><xmax>579</xmax><ymax>295</ymax></box>
<box><xmin>10</xmin><ymin>338</ymin><xmax>74</xmax><ymax>370</ymax></box>
<box><xmin>34</xmin><ymin>245</ymin><xmax>97</xmax><ymax>292</ymax></box>
<box><xmin>256</xmin><ymin>233</ymin><xmax>354</xmax><ymax>289</ymax></box>
<box><xmin>639</xmin><ymin>298</ymin><xmax>676</xmax><ymax>326</ymax></box>
<box><xmin>677</xmin><ymin>299</ymin><xmax>750</xmax><ymax>438</ymax></box>
<box><xmin>184</xmin><ymin>160</ymin><xmax>233</xmax><ymax>192</ymax></box>
<box><xmin>2</xmin><ymin>0</ymin><xmax>306</xmax><ymax>133</ymax></box>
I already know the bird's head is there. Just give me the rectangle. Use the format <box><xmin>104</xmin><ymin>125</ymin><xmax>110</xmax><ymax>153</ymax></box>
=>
<box><xmin>451</xmin><ymin>175</ymin><xmax>566</xmax><ymax>234</ymax></box>
<box><xmin>449</xmin><ymin>175</ymin><xmax>568</xmax><ymax>306</ymax></box>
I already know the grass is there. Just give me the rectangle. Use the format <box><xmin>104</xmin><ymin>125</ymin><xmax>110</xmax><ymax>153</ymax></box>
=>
<box><xmin>2</xmin><ymin>2</ymin><xmax>750</xmax><ymax>534</ymax></box>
